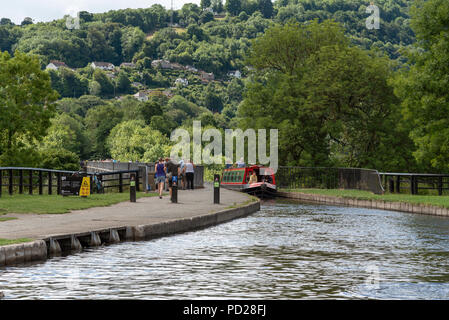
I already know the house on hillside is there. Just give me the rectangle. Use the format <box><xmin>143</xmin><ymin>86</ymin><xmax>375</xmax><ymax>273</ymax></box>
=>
<box><xmin>91</xmin><ymin>62</ymin><xmax>115</xmax><ymax>71</ymax></box>
<box><xmin>133</xmin><ymin>91</ymin><xmax>149</xmax><ymax>102</ymax></box>
<box><xmin>175</xmin><ymin>78</ymin><xmax>189</xmax><ymax>87</ymax></box>
<box><xmin>46</xmin><ymin>60</ymin><xmax>69</xmax><ymax>71</ymax></box>
<box><xmin>120</xmin><ymin>62</ymin><xmax>136</xmax><ymax>69</ymax></box>
<box><xmin>185</xmin><ymin>65</ymin><xmax>198</xmax><ymax>73</ymax></box>
<box><xmin>151</xmin><ymin>59</ymin><xmax>171</xmax><ymax>69</ymax></box>
<box><xmin>200</xmin><ymin>71</ymin><xmax>215</xmax><ymax>83</ymax></box>
<box><xmin>170</xmin><ymin>62</ymin><xmax>184</xmax><ymax>70</ymax></box>
<box><xmin>228</xmin><ymin>70</ymin><xmax>242</xmax><ymax>79</ymax></box>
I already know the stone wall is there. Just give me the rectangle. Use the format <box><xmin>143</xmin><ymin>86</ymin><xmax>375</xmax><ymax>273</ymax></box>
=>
<box><xmin>278</xmin><ymin>191</ymin><xmax>449</xmax><ymax>217</ymax></box>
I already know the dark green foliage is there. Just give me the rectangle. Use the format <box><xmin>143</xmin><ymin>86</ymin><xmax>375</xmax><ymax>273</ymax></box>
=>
<box><xmin>39</xmin><ymin>148</ymin><xmax>80</xmax><ymax>171</ymax></box>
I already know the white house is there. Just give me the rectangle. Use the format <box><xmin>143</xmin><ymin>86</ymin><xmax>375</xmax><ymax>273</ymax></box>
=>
<box><xmin>185</xmin><ymin>65</ymin><xmax>198</xmax><ymax>73</ymax></box>
<box><xmin>228</xmin><ymin>70</ymin><xmax>242</xmax><ymax>79</ymax></box>
<box><xmin>46</xmin><ymin>60</ymin><xmax>69</xmax><ymax>71</ymax></box>
<box><xmin>91</xmin><ymin>62</ymin><xmax>115</xmax><ymax>71</ymax></box>
<box><xmin>175</xmin><ymin>78</ymin><xmax>189</xmax><ymax>87</ymax></box>
<box><xmin>151</xmin><ymin>59</ymin><xmax>171</xmax><ymax>69</ymax></box>
<box><xmin>133</xmin><ymin>91</ymin><xmax>149</xmax><ymax>102</ymax></box>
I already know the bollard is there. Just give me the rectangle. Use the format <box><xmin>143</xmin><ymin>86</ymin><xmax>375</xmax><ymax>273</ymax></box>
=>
<box><xmin>214</xmin><ymin>174</ymin><xmax>220</xmax><ymax>204</ymax></box>
<box><xmin>171</xmin><ymin>175</ymin><xmax>178</xmax><ymax>203</ymax></box>
<box><xmin>130</xmin><ymin>174</ymin><xmax>136</xmax><ymax>203</ymax></box>
<box><xmin>389</xmin><ymin>179</ymin><xmax>394</xmax><ymax>193</ymax></box>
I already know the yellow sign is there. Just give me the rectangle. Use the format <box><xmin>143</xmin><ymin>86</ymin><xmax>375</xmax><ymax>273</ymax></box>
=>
<box><xmin>80</xmin><ymin>177</ymin><xmax>90</xmax><ymax>197</ymax></box>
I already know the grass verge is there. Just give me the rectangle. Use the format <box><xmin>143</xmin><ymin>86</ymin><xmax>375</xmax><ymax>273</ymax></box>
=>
<box><xmin>0</xmin><ymin>238</ymin><xmax>33</xmax><ymax>246</ymax></box>
<box><xmin>280</xmin><ymin>188</ymin><xmax>449</xmax><ymax>209</ymax></box>
<box><xmin>0</xmin><ymin>192</ymin><xmax>159</xmax><ymax>214</ymax></box>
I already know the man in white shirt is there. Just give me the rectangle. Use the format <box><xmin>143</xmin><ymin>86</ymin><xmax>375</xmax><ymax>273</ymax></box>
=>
<box><xmin>185</xmin><ymin>160</ymin><xmax>195</xmax><ymax>190</ymax></box>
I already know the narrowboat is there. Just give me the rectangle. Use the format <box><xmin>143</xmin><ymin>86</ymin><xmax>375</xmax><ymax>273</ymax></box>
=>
<box><xmin>220</xmin><ymin>165</ymin><xmax>277</xmax><ymax>199</ymax></box>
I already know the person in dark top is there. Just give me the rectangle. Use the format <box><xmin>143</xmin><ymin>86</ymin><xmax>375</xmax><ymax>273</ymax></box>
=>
<box><xmin>155</xmin><ymin>158</ymin><xmax>166</xmax><ymax>199</ymax></box>
<box><xmin>165</xmin><ymin>157</ymin><xmax>180</xmax><ymax>198</ymax></box>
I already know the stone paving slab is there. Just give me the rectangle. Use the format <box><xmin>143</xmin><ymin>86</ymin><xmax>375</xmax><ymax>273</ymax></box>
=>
<box><xmin>0</xmin><ymin>187</ymin><xmax>250</xmax><ymax>240</ymax></box>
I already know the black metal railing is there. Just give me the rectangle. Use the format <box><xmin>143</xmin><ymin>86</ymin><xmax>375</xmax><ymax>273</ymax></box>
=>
<box><xmin>91</xmin><ymin>169</ymin><xmax>140</xmax><ymax>194</ymax></box>
<box><xmin>379</xmin><ymin>172</ymin><xmax>449</xmax><ymax>196</ymax></box>
<box><xmin>0</xmin><ymin>167</ymin><xmax>142</xmax><ymax>197</ymax></box>
<box><xmin>276</xmin><ymin>167</ymin><xmax>384</xmax><ymax>194</ymax></box>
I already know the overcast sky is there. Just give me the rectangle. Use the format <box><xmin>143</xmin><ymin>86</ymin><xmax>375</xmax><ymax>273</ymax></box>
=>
<box><xmin>1</xmin><ymin>0</ymin><xmax>201</xmax><ymax>24</ymax></box>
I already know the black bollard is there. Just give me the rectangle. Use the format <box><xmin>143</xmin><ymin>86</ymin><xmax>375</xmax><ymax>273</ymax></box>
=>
<box><xmin>389</xmin><ymin>179</ymin><xmax>394</xmax><ymax>193</ymax></box>
<box><xmin>130</xmin><ymin>174</ymin><xmax>136</xmax><ymax>203</ymax></box>
<box><xmin>214</xmin><ymin>174</ymin><xmax>220</xmax><ymax>204</ymax></box>
<box><xmin>171</xmin><ymin>175</ymin><xmax>178</xmax><ymax>203</ymax></box>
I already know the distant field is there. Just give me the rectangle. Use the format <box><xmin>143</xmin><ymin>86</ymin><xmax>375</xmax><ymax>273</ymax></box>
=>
<box><xmin>0</xmin><ymin>192</ymin><xmax>159</xmax><ymax>215</ymax></box>
<box><xmin>147</xmin><ymin>27</ymin><xmax>186</xmax><ymax>40</ymax></box>
<box><xmin>280</xmin><ymin>188</ymin><xmax>449</xmax><ymax>209</ymax></box>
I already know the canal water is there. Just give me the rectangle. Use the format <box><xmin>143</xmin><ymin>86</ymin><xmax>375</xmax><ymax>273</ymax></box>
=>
<box><xmin>2</xmin><ymin>199</ymin><xmax>449</xmax><ymax>299</ymax></box>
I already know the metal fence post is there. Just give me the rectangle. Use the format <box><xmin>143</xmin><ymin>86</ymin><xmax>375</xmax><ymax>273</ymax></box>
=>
<box><xmin>9</xmin><ymin>169</ymin><xmax>13</xmax><ymax>195</ymax></box>
<box><xmin>39</xmin><ymin>171</ymin><xmax>43</xmax><ymax>195</ymax></box>
<box><xmin>48</xmin><ymin>171</ymin><xmax>52</xmax><ymax>195</ymax></box>
<box><xmin>29</xmin><ymin>170</ymin><xmax>33</xmax><ymax>195</ymax></box>
<box><xmin>19</xmin><ymin>169</ymin><xmax>23</xmax><ymax>194</ymax></box>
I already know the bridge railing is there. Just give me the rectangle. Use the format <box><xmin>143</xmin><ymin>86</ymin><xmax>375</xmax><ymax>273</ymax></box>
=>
<box><xmin>379</xmin><ymin>172</ymin><xmax>449</xmax><ymax>196</ymax></box>
<box><xmin>0</xmin><ymin>167</ymin><xmax>142</xmax><ymax>197</ymax></box>
<box><xmin>276</xmin><ymin>166</ymin><xmax>384</xmax><ymax>194</ymax></box>
<box><xmin>86</xmin><ymin>160</ymin><xmax>204</xmax><ymax>190</ymax></box>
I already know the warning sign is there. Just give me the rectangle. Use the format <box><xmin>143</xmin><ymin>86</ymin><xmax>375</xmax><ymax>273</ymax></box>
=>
<box><xmin>79</xmin><ymin>177</ymin><xmax>90</xmax><ymax>197</ymax></box>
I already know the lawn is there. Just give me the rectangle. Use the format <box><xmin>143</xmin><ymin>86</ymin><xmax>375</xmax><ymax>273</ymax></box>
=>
<box><xmin>0</xmin><ymin>192</ymin><xmax>159</xmax><ymax>215</ymax></box>
<box><xmin>0</xmin><ymin>238</ymin><xmax>33</xmax><ymax>246</ymax></box>
<box><xmin>280</xmin><ymin>188</ymin><xmax>449</xmax><ymax>209</ymax></box>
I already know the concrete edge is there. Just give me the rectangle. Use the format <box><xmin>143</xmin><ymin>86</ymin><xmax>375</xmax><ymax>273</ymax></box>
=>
<box><xmin>0</xmin><ymin>196</ymin><xmax>260</xmax><ymax>268</ymax></box>
<box><xmin>277</xmin><ymin>191</ymin><xmax>449</xmax><ymax>217</ymax></box>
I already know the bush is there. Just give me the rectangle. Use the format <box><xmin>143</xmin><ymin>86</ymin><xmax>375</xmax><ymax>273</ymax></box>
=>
<box><xmin>39</xmin><ymin>148</ymin><xmax>80</xmax><ymax>171</ymax></box>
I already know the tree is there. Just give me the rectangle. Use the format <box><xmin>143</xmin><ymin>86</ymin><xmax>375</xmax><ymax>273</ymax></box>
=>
<box><xmin>394</xmin><ymin>0</ymin><xmax>449</xmax><ymax>171</ymax></box>
<box><xmin>0</xmin><ymin>18</ymin><xmax>13</xmax><ymax>26</ymax></box>
<box><xmin>257</xmin><ymin>0</ymin><xmax>273</xmax><ymax>18</ymax></box>
<box><xmin>39</xmin><ymin>148</ymin><xmax>80</xmax><ymax>171</ymax></box>
<box><xmin>107</xmin><ymin>120</ymin><xmax>171</xmax><ymax>162</ymax></box>
<box><xmin>226</xmin><ymin>0</ymin><xmax>242</xmax><ymax>16</ymax></box>
<box><xmin>116</xmin><ymin>71</ymin><xmax>132</xmax><ymax>94</ymax></box>
<box><xmin>212</xmin><ymin>0</ymin><xmax>224</xmax><ymax>13</ymax></box>
<box><xmin>21</xmin><ymin>17</ymin><xmax>33</xmax><ymax>26</ymax></box>
<box><xmin>93</xmin><ymin>69</ymin><xmax>115</xmax><ymax>96</ymax></box>
<box><xmin>0</xmin><ymin>51</ymin><xmax>58</xmax><ymax>165</ymax></box>
<box><xmin>204</xmin><ymin>92</ymin><xmax>223</xmax><ymax>113</ymax></box>
<box><xmin>121</xmin><ymin>26</ymin><xmax>145</xmax><ymax>62</ymax></box>
<box><xmin>240</xmin><ymin>20</ymin><xmax>409</xmax><ymax>169</ymax></box>
<box><xmin>85</xmin><ymin>104</ymin><xmax>124</xmax><ymax>158</ymax></box>
<box><xmin>201</xmin><ymin>0</ymin><xmax>212</xmax><ymax>10</ymax></box>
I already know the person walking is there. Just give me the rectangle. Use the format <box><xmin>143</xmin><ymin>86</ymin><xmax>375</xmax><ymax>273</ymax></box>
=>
<box><xmin>185</xmin><ymin>159</ymin><xmax>195</xmax><ymax>190</ymax></box>
<box><xmin>155</xmin><ymin>158</ymin><xmax>166</xmax><ymax>199</ymax></box>
<box><xmin>179</xmin><ymin>158</ymin><xmax>186</xmax><ymax>190</ymax></box>
<box><xmin>165</xmin><ymin>157</ymin><xmax>180</xmax><ymax>198</ymax></box>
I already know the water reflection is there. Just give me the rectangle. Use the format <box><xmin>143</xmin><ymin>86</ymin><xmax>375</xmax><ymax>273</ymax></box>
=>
<box><xmin>1</xmin><ymin>199</ymin><xmax>449</xmax><ymax>299</ymax></box>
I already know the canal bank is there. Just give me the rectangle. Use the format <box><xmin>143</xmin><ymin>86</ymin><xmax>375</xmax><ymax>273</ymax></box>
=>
<box><xmin>0</xmin><ymin>187</ymin><xmax>260</xmax><ymax>267</ymax></box>
<box><xmin>278</xmin><ymin>190</ymin><xmax>449</xmax><ymax>217</ymax></box>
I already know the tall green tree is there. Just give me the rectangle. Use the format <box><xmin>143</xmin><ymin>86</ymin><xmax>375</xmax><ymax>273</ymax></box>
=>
<box><xmin>257</xmin><ymin>0</ymin><xmax>273</xmax><ymax>18</ymax></box>
<box><xmin>201</xmin><ymin>0</ymin><xmax>212</xmax><ymax>9</ymax></box>
<box><xmin>226</xmin><ymin>0</ymin><xmax>242</xmax><ymax>16</ymax></box>
<box><xmin>0</xmin><ymin>51</ymin><xmax>58</xmax><ymax>165</ymax></box>
<box><xmin>240</xmin><ymin>20</ymin><xmax>411</xmax><ymax>169</ymax></box>
<box><xmin>394</xmin><ymin>0</ymin><xmax>449</xmax><ymax>171</ymax></box>
<box><xmin>107</xmin><ymin>120</ymin><xmax>171</xmax><ymax>162</ymax></box>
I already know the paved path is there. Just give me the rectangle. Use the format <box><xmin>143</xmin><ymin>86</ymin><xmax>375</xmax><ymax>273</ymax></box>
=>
<box><xmin>0</xmin><ymin>187</ymin><xmax>250</xmax><ymax>240</ymax></box>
